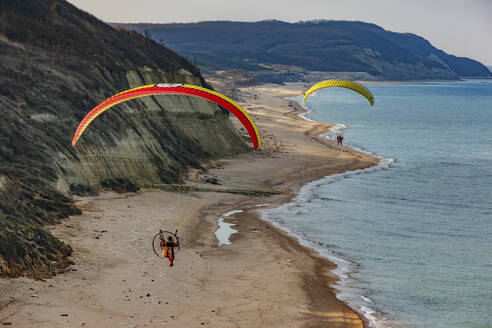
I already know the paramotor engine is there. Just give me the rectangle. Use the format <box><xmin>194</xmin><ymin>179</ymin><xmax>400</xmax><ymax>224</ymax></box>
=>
<box><xmin>152</xmin><ymin>230</ymin><xmax>180</xmax><ymax>259</ymax></box>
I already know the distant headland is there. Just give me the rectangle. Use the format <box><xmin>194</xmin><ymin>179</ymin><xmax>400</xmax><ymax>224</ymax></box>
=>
<box><xmin>112</xmin><ymin>20</ymin><xmax>492</xmax><ymax>83</ymax></box>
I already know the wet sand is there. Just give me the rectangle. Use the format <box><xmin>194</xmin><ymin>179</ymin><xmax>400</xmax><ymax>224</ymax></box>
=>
<box><xmin>0</xmin><ymin>82</ymin><xmax>378</xmax><ymax>327</ymax></box>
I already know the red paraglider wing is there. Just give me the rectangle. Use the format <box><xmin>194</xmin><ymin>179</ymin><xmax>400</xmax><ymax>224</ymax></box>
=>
<box><xmin>72</xmin><ymin>83</ymin><xmax>261</xmax><ymax>149</ymax></box>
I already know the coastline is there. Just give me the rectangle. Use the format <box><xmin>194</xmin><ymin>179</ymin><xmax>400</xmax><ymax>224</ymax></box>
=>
<box><xmin>0</xmin><ymin>82</ymin><xmax>379</xmax><ymax>327</ymax></box>
<box><xmin>266</xmin><ymin>94</ymin><xmax>395</xmax><ymax>328</ymax></box>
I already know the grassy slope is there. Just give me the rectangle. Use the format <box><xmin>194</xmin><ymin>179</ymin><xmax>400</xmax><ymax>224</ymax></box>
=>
<box><xmin>0</xmin><ymin>0</ymin><xmax>248</xmax><ymax>277</ymax></box>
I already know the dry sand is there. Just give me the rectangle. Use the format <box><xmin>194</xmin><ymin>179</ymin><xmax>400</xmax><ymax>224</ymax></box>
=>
<box><xmin>0</xmin><ymin>82</ymin><xmax>379</xmax><ymax>327</ymax></box>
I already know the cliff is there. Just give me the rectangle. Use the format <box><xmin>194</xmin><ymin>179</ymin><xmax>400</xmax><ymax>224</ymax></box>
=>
<box><xmin>113</xmin><ymin>20</ymin><xmax>492</xmax><ymax>82</ymax></box>
<box><xmin>0</xmin><ymin>0</ymin><xmax>248</xmax><ymax>277</ymax></box>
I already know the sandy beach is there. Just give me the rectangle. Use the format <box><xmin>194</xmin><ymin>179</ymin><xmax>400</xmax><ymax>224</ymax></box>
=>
<box><xmin>0</xmin><ymin>82</ymin><xmax>379</xmax><ymax>327</ymax></box>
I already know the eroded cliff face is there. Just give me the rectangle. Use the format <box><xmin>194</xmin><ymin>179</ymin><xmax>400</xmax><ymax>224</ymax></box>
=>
<box><xmin>55</xmin><ymin>67</ymin><xmax>248</xmax><ymax>195</ymax></box>
<box><xmin>0</xmin><ymin>0</ymin><xmax>248</xmax><ymax>277</ymax></box>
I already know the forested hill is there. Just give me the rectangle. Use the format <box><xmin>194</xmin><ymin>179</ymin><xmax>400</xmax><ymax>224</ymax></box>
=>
<box><xmin>113</xmin><ymin>20</ymin><xmax>492</xmax><ymax>82</ymax></box>
<box><xmin>0</xmin><ymin>0</ymin><xmax>248</xmax><ymax>277</ymax></box>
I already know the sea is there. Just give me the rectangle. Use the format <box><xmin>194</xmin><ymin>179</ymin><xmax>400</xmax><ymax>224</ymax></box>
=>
<box><xmin>261</xmin><ymin>79</ymin><xmax>492</xmax><ymax>328</ymax></box>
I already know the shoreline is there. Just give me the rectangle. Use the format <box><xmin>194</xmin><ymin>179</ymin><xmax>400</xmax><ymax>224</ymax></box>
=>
<box><xmin>271</xmin><ymin>95</ymin><xmax>395</xmax><ymax>328</ymax></box>
<box><xmin>0</xmin><ymin>82</ymin><xmax>380</xmax><ymax>327</ymax></box>
<box><xmin>206</xmin><ymin>82</ymin><xmax>383</xmax><ymax>327</ymax></box>
<box><xmin>244</xmin><ymin>95</ymin><xmax>377</xmax><ymax>328</ymax></box>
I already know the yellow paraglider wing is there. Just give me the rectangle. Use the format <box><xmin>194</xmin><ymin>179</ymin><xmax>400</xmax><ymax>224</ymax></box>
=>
<box><xmin>303</xmin><ymin>80</ymin><xmax>374</xmax><ymax>105</ymax></box>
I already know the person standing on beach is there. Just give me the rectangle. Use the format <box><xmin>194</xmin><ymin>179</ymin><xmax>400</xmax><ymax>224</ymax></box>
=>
<box><xmin>337</xmin><ymin>133</ymin><xmax>344</xmax><ymax>146</ymax></box>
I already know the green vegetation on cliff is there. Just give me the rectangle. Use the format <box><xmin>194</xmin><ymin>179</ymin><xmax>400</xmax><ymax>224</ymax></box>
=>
<box><xmin>0</xmin><ymin>0</ymin><xmax>249</xmax><ymax>277</ymax></box>
<box><xmin>114</xmin><ymin>20</ymin><xmax>492</xmax><ymax>82</ymax></box>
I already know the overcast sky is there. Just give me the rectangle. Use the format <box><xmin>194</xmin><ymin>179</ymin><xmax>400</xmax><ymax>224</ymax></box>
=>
<box><xmin>68</xmin><ymin>0</ymin><xmax>492</xmax><ymax>65</ymax></box>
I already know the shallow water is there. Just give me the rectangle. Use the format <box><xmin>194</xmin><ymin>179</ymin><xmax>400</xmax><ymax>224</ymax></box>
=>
<box><xmin>262</xmin><ymin>80</ymin><xmax>492</xmax><ymax>328</ymax></box>
<box><xmin>215</xmin><ymin>210</ymin><xmax>242</xmax><ymax>245</ymax></box>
